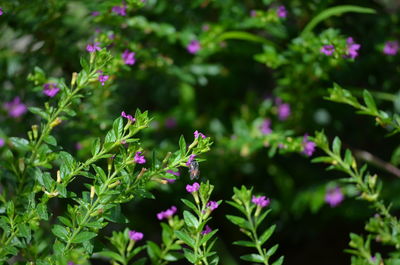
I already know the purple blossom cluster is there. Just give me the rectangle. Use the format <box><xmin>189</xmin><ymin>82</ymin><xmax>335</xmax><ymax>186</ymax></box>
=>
<box><xmin>325</xmin><ymin>187</ymin><xmax>344</xmax><ymax>207</ymax></box>
<box><xmin>252</xmin><ymin>195</ymin><xmax>270</xmax><ymax>208</ymax></box>
<box><xmin>260</xmin><ymin>119</ymin><xmax>272</xmax><ymax>135</ymax></box>
<box><xmin>122</xmin><ymin>49</ymin><xmax>136</xmax><ymax>65</ymax></box>
<box><xmin>157</xmin><ymin>206</ymin><xmax>177</xmax><ymax>220</ymax></box>
<box><xmin>275</xmin><ymin>98</ymin><xmax>291</xmax><ymax>120</ymax></box>
<box><xmin>0</xmin><ymin>138</ymin><xmax>5</xmax><ymax>147</ymax></box>
<box><xmin>187</xmin><ymin>40</ymin><xmax>201</xmax><ymax>54</ymax></box>
<box><xmin>302</xmin><ymin>134</ymin><xmax>316</xmax><ymax>156</ymax></box>
<box><xmin>128</xmin><ymin>230</ymin><xmax>143</xmax><ymax>241</ymax></box>
<box><xmin>43</xmin><ymin>83</ymin><xmax>60</xmax><ymax>97</ymax></box>
<box><xmin>112</xmin><ymin>4</ymin><xmax>127</xmax><ymax>16</ymax></box>
<box><xmin>383</xmin><ymin>41</ymin><xmax>399</xmax><ymax>56</ymax></box>
<box><xmin>134</xmin><ymin>151</ymin><xmax>146</xmax><ymax>164</ymax></box>
<box><xmin>86</xmin><ymin>42</ymin><xmax>101</xmax><ymax>53</ymax></box>
<box><xmin>194</xmin><ymin>130</ymin><xmax>206</xmax><ymax>139</ymax></box>
<box><xmin>277</xmin><ymin>5</ymin><xmax>287</xmax><ymax>18</ymax></box>
<box><xmin>206</xmin><ymin>201</ymin><xmax>219</xmax><ymax>211</ymax></box>
<box><xmin>186</xmin><ymin>154</ymin><xmax>196</xmax><ymax>166</ymax></box>
<box><xmin>4</xmin><ymin>97</ymin><xmax>27</xmax><ymax>118</ymax></box>
<box><xmin>201</xmin><ymin>225</ymin><xmax>212</xmax><ymax>235</ymax></box>
<box><xmin>121</xmin><ymin>111</ymin><xmax>135</xmax><ymax>122</ymax></box>
<box><xmin>186</xmin><ymin>182</ymin><xmax>200</xmax><ymax>193</ymax></box>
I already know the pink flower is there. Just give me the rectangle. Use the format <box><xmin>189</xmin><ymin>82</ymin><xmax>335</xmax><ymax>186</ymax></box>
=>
<box><xmin>383</xmin><ymin>41</ymin><xmax>399</xmax><ymax>56</ymax></box>
<box><xmin>252</xmin><ymin>196</ymin><xmax>270</xmax><ymax>208</ymax></box>
<box><xmin>186</xmin><ymin>182</ymin><xmax>200</xmax><ymax>193</ymax></box>
<box><xmin>325</xmin><ymin>187</ymin><xmax>344</xmax><ymax>207</ymax></box>
<box><xmin>128</xmin><ymin>230</ymin><xmax>143</xmax><ymax>241</ymax></box>
<box><xmin>112</xmin><ymin>5</ymin><xmax>127</xmax><ymax>16</ymax></box>
<box><xmin>206</xmin><ymin>201</ymin><xmax>219</xmax><ymax>211</ymax></box>
<box><xmin>302</xmin><ymin>134</ymin><xmax>316</xmax><ymax>156</ymax></box>
<box><xmin>121</xmin><ymin>111</ymin><xmax>136</xmax><ymax>123</ymax></box>
<box><xmin>157</xmin><ymin>206</ymin><xmax>177</xmax><ymax>220</ymax></box>
<box><xmin>194</xmin><ymin>130</ymin><xmax>206</xmax><ymax>139</ymax></box>
<box><xmin>0</xmin><ymin>8</ymin><xmax>3</xmax><ymax>16</ymax></box>
<box><xmin>186</xmin><ymin>154</ymin><xmax>196</xmax><ymax>166</ymax></box>
<box><xmin>98</xmin><ymin>74</ymin><xmax>109</xmax><ymax>86</ymax></box>
<box><xmin>91</xmin><ymin>11</ymin><xmax>100</xmax><ymax>16</ymax></box>
<box><xmin>201</xmin><ymin>225</ymin><xmax>212</xmax><ymax>235</ymax></box>
<box><xmin>122</xmin><ymin>50</ymin><xmax>136</xmax><ymax>65</ymax></box>
<box><xmin>346</xmin><ymin>37</ymin><xmax>361</xmax><ymax>59</ymax></box>
<box><xmin>43</xmin><ymin>83</ymin><xmax>60</xmax><ymax>97</ymax></box>
<box><xmin>0</xmin><ymin>138</ymin><xmax>5</xmax><ymax>147</ymax></box>
<box><xmin>187</xmin><ymin>40</ymin><xmax>201</xmax><ymax>54</ymax></box>
<box><xmin>260</xmin><ymin>119</ymin><xmax>272</xmax><ymax>135</ymax></box>
<box><xmin>277</xmin><ymin>103</ymin><xmax>291</xmax><ymax>120</ymax></box>
<box><xmin>277</xmin><ymin>5</ymin><xmax>287</xmax><ymax>18</ymax></box>
<box><xmin>134</xmin><ymin>152</ymin><xmax>146</xmax><ymax>164</ymax></box>
<box><xmin>320</xmin><ymin>45</ymin><xmax>335</xmax><ymax>56</ymax></box>
<box><xmin>4</xmin><ymin>97</ymin><xmax>27</xmax><ymax>118</ymax></box>
<box><xmin>86</xmin><ymin>42</ymin><xmax>101</xmax><ymax>53</ymax></box>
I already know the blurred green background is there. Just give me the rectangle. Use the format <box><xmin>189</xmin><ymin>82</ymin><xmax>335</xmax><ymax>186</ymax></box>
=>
<box><xmin>2</xmin><ymin>0</ymin><xmax>400</xmax><ymax>264</ymax></box>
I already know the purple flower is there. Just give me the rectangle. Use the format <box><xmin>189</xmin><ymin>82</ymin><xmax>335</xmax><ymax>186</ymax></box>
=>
<box><xmin>186</xmin><ymin>154</ymin><xmax>196</xmax><ymax>166</ymax></box>
<box><xmin>4</xmin><ymin>97</ymin><xmax>27</xmax><ymax>118</ymax></box>
<box><xmin>128</xmin><ymin>230</ymin><xmax>143</xmax><ymax>241</ymax></box>
<box><xmin>67</xmin><ymin>262</ymin><xmax>75</xmax><ymax>265</ymax></box>
<box><xmin>277</xmin><ymin>5</ymin><xmax>287</xmax><ymax>18</ymax></box>
<box><xmin>165</xmin><ymin>117</ymin><xmax>177</xmax><ymax>128</ymax></box>
<box><xmin>320</xmin><ymin>45</ymin><xmax>335</xmax><ymax>56</ymax></box>
<box><xmin>383</xmin><ymin>41</ymin><xmax>399</xmax><ymax>56</ymax></box>
<box><xmin>75</xmin><ymin>142</ymin><xmax>82</xmax><ymax>150</ymax></box>
<box><xmin>186</xmin><ymin>182</ymin><xmax>200</xmax><ymax>193</ymax></box>
<box><xmin>325</xmin><ymin>187</ymin><xmax>344</xmax><ymax>207</ymax></box>
<box><xmin>122</xmin><ymin>50</ymin><xmax>136</xmax><ymax>65</ymax></box>
<box><xmin>201</xmin><ymin>225</ymin><xmax>212</xmax><ymax>235</ymax></box>
<box><xmin>121</xmin><ymin>111</ymin><xmax>136</xmax><ymax>123</ymax></box>
<box><xmin>252</xmin><ymin>196</ymin><xmax>270</xmax><ymax>208</ymax></box>
<box><xmin>112</xmin><ymin>5</ymin><xmax>127</xmax><ymax>16</ymax></box>
<box><xmin>194</xmin><ymin>130</ymin><xmax>206</xmax><ymax>139</ymax></box>
<box><xmin>86</xmin><ymin>42</ymin><xmax>101</xmax><ymax>53</ymax></box>
<box><xmin>346</xmin><ymin>37</ymin><xmax>361</xmax><ymax>59</ymax></box>
<box><xmin>157</xmin><ymin>206</ymin><xmax>177</xmax><ymax>220</ymax></box>
<box><xmin>250</xmin><ymin>10</ymin><xmax>257</xmax><ymax>17</ymax></box>
<box><xmin>0</xmin><ymin>8</ymin><xmax>3</xmax><ymax>16</ymax></box>
<box><xmin>98</xmin><ymin>74</ymin><xmax>109</xmax><ymax>86</ymax></box>
<box><xmin>260</xmin><ymin>119</ymin><xmax>272</xmax><ymax>135</ymax></box>
<box><xmin>166</xmin><ymin>169</ymin><xmax>180</xmax><ymax>176</ymax></box>
<box><xmin>206</xmin><ymin>201</ymin><xmax>219</xmax><ymax>211</ymax></box>
<box><xmin>91</xmin><ymin>11</ymin><xmax>100</xmax><ymax>16</ymax></box>
<box><xmin>43</xmin><ymin>83</ymin><xmax>60</xmax><ymax>97</ymax></box>
<box><xmin>134</xmin><ymin>152</ymin><xmax>146</xmax><ymax>164</ymax></box>
<box><xmin>187</xmin><ymin>40</ymin><xmax>201</xmax><ymax>54</ymax></box>
<box><xmin>0</xmin><ymin>138</ymin><xmax>5</xmax><ymax>147</ymax></box>
<box><xmin>277</xmin><ymin>103</ymin><xmax>291</xmax><ymax>120</ymax></box>
<box><xmin>302</xmin><ymin>134</ymin><xmax>316</xmax><ymax>156</ymax></box>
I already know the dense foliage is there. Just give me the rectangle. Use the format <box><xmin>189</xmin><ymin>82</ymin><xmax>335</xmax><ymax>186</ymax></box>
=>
<box><xmin>1</xmin><ymin>0</ymin><xmax>400</xmax><ymax>264</ymax></box>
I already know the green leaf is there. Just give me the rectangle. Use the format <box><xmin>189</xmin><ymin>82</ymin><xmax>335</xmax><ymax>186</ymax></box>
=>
<box><xmin>199</xmin><ymin>229</ymin><xmax>218</xmax><ymax>245</ymax></box>
<box><xmin>240</xmin><ymin>253</ymin><xmax>265</xmax><ymax>263</ymax></box>
<box><xmin>58</xmin><ymin>216</ymin><xmax>73</xmax><ymax>227</ymax></box>
<box><xmin>44</xmin><ymin>135</ymin><xmax>57</xmax><ymax>146</ymax></box>
<box><xmin>179</xmin><ymin>135</ymin><xmax>186</xmax><ymax>156</ymax></box>
<box><xmin>92</xmin><ymin>165</ymin><xmax>107</xmax><ymax>183</ymax></box>
<box><xmin>183</xmin><ymin>210</ymin><xmax>199</xmax><ymax>228</ymax></box>
<box><xmin>233</xmin><ymin>240</ymin><xmax>256</xmax><ymax>248</ymax></box>
<box><xmin>96</xmin><ymin>251</ymin><xmax>125</xmax><ymax>263</ymax></box>
<box><xmin>175</xmin><ymin>231</ymin><xmax>195</xmax><ymax>248</ymax></box>
<box><xmin>332</xmin><ymin>137</ymin><xmax>341</xmax><ymax>156</ymax></box>
<box><xmin>259</xmin><ymin>225</ymin><xmax>276</xmax><ymax>245</ymax></box>
<box><xmin>10</xmin><ymin>137</ymin><xmax>30</xmax><ymax>152</ymax></box>
<box><xmin>363</xmin><ymin>90</ymin><xmax>378</xmax><ymax>114</ymax></box>
<box><xmin>266</xmin><ymin>244</ymin><xmax>279</xmax><ymax>257</ymax></box>
<box><xmin>91</xmin><ymin>138</ymin><xmax>101</xmax><ymax>156</ymax></box>
<box><xmin>183</xmin><ymin>248</ymin><xmax>197</xmax><ymax>263</ymax></box>
<box><xmin>29</xmin><ymin>107</ymin><xmax>49</xmax><ymax>120</ymax></box>
<box><xmin>147</xmin><ymin>241</ymin><xmax>161</xmax><ymax>262</ymax></box>
<box><xmin>163</xmin><ymin>252</ymin><xmax>183</xmax><ymax>261</ymax></box>
<box><xmin>226</xmin><ymin>215</ymin><xmax>251</xmax><ymax>230</ymax></box>
<box><xmin>71</xmin><ymin>231</ymin><xmax>97</xmax><ymax>243</ymax></box>
<box><xmin>301</xmin><ymin>5</ymin><xmax>376</xmax><ymax>36</ymax></box>
<box><xmin>181</xmin><ymin>199</ymin><xmax>200</xmax><ymax>215</ymax></box>
<box><xmin>218</xmin><ymin>31</ymin><xmax>275</xmax><ymax>47</ymax></box>
<box><xmin>271</xmin><ymin>256</ymin><xmax>284</xmax><ymax>265</ymax></box>
<box><xmin>113</xmin><ymin>117</ymin><xmax>124</xmax><ymax>140</ymax></box>
<box><xmin>52</xmin><ymin>225</ymin><xmax>69</xmax><ymax>242</ymax></box>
